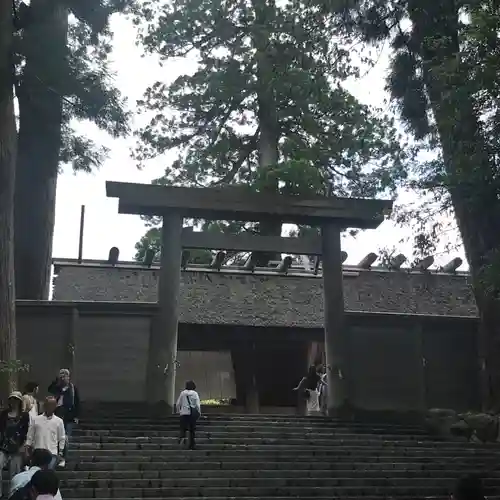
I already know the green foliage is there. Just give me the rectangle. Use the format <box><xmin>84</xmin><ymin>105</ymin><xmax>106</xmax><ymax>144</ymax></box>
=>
<box><xmin>326</xmin><ymin>0</ymin><xmax>500</xmax><ymax>266</ymax></box>
<box><xmin>132</xmin><ymin>0</ymin><xmax>417</xmax><ymax>251</ymax></box>
<box><xmin>133</xmin><ymin>0</ymin><xmax>413</xmax><ymax>197</ymax></box>
<box><xmin>14</xmin><ymin>0</ymin><xmax>134</xmax><ymax>170</ymax></box>
<box><xmin>0</xmin><ymin>360</ymin><xmax>30</xmax><ymax>374</ymax></box>
<box><xmin>134</xmin><ymin>227</ymin><xmax>213</xmax><ymax>264</ymax></box>
<box><xmin>201</xmin><ymin>398</ymin><xmax>231</xmax><ymax>406</ymax></box>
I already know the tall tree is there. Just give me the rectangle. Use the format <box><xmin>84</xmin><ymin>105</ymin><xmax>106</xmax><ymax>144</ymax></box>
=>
<box><xmin>13</xmin><ymin>0</ymin><xmax>131</xmax><ymax>299</ymax></box>
<box><xmin>133</xmin><ymin>0</ymin><xmax>412</xmax><ymax>264</ymax></box>
<box><xmin>331</xmin><ymin>0</ymin><xmax>500</xmax><ymax>409</ymax></box>
<box><xmin>0</xmin><ymin>0</ymin><xmax>18</xmax><ymax>396</ymax></box>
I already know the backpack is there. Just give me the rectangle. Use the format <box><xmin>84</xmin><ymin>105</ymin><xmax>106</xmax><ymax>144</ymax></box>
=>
<box><xmin>186</xmin><ymin>394</ymin><xmax>200</xmax><ymax>420</ymax></box>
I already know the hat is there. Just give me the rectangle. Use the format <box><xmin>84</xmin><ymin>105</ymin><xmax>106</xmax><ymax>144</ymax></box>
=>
<box><xmin>8</xmin><ymin>391</ymin><xmax>23</xmax><ymax>402</ymax></box>
<box><xmin>59</xmin><ymin>369</ymin><xmax>70</xmax><ymax>376</ymax></box>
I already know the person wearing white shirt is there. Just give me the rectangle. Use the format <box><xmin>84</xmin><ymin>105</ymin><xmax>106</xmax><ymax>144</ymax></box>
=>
<box><xmin>25</xmin><ymin>398</ymin><xmax>65</xmax><ymax>470</ymax></box>
<box><xmin>9</xmin><ymin>448</ymin><xmax>62</xmax><ymax>500</ymax></box>
<box><xmin>176</xmin><ymin>381</ymin><xmax>201</xmax><ymax>450</ymax></box>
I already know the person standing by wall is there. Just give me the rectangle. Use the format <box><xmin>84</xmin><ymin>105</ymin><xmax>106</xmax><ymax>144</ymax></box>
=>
<box><xmin>0</xmin><ymin>392</ymin><xmax>30</xmax><ymax>497</ymax></box>
<box><xmin>48</xmin><ymin>369</ymin><xmax>79</xmax><ymax>468</ymax></box>
<box><xmin>25</xmin><ymin>398</ymin><xmax>65</xmax><ymax>470</ymax></box>
<box><xmin>176</xmin><ymin>381</ymin><xmax>201</xmax><ymax>450</ymax></box>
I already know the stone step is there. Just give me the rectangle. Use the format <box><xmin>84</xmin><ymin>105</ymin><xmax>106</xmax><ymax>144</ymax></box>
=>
<box><xmin>67</xmin><ymin>442</ymin><xmax>500</xmax><ymax>454</ymax></box>
<box><xmin>83</xmin><ymin>414</ymin><xmax>334</xmax><ymax>420</ymax></box>
<box><xmin>56</xmin><ymin>469</ymin><xmax>500</xmax><ymax>480</ymax></box>
<box><xmin>66</xmin><ymin>497</ymin><xmax>500</xmax><ymax>500</ymax></box>
<box><xmin>77</xmin><ymin>426</ymin><xmax>429</xmax><ymax>439</ymax></box>
<box><xmin>76</xmin><ymin>427</ymin><xmax>428</xmax><ymax>438</ymax></box>
<box><xmin>85</xmin><ymin>424</ymin><xmax>426</xmax><ymax>434</ymax></box>
<box><xmin>75</xmin><ymin>427</ymin><xmax>432</xmax><ymax>438</ymax></box>
<box><xmin>63</xmin><ymin>459</ymin><xmax>500</xmax><ymax>471</ymax></box>
<box><xmin>68</xmin><ymin>449</ymin><xmax>500</xmax><ymax>461</ymax></box>
<box><xmin>67</xmin><ymin>497</ymin><xmax>500</xmax><ymax>500</ymax></box>
<box><xmin>80</xmin><ymin>419</ymin><xmax>426</xmax><ymax>430</ymax></box>
<box><xmin>81</xmin><ymin>416</ymin><xmax>425</xmax><ymax>429</ymax></box>
<box><xmin>59</xmin><ymin>476</ymin><xmax>500</xmax><ymax>489</ymax></box>
<box><xmin>65</xmin><ymin>497</ymin><xmax>466</xmax><ymax>500</ymax></box>
<box><xmin>60</xmin><ymin>484</ymin><xmax>490</xmax><ymax>498</ymax></box>
<box><xmin>82</xmin><ymin>414</ymin><xmax>423</xmax><ymax>429</ymax></box>
<box><xmin>70</xmin><ymin>435</ymin><xmax>490</xmax><ymax>448</ymax></box>
<box><xmin>55</xmin><ymin>410</ymin><xmax>500</xmax><ymax>500</ymax></box>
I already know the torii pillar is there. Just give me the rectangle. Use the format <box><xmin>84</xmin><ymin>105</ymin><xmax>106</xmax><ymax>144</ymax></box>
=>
<box><xmin>145</xmin><ymin>212</ymin><xmax>183</xmax><ymax>411</ymax></box>
<box><xmin>321</xmin><ymin>223</ymin><xmax>348</xmax><ymax>413</ymax></box>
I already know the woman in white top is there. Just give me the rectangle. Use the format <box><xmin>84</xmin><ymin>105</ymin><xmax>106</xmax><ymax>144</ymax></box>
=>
<box><xmin>176</xmin><ymin>381</ymin><xmax>201</xmax><ymax>450</ymax></box>
<box><xmin>22</xmin><ymin>382</ymin><xmax>39</xmax><ymax>422</ymax></box>
<box><xmin>293</xmin><ymin>366</ymin><xmax>322</xmax><ymax>416</ymax></box>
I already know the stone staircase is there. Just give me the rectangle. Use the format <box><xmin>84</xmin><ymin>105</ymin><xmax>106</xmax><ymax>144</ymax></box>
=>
<box><xmin>60</xmin><ymin>412</ymin><xmax>500</xmax><ymax>500</ymax></box>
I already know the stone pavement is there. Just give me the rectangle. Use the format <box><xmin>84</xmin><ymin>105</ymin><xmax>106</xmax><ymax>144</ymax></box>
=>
<box><xmin>59</xmin><ymin>411</ymin><xmax>500</xmax><ymax>499</ymax></box>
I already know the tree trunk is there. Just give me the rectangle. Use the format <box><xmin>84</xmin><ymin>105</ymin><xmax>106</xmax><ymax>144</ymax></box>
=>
<box><xmin>0</xmin><ymin>0</ymin><xmax>18</xmax><ymax>398</ymax></box>
<box><xmin>14</xmin><ymin>0</ymin><xmax>68</xmax><ymax>299</ymax></box>
<box><xmin>408</xmin><ymin>0</ymin><xmax>500</xmax><ymax>409</ymax></box>
<box><xmin>251</xmin><ymin>0</ymin><xmax>282</xmax><ymax>266</ymax></box>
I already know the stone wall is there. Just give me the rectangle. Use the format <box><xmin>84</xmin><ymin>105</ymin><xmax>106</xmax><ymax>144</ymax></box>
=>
<box><xmin>52</xmin><ymin>262</ymin><xmax>477</xmax><ymax>328</ymax></box>
<box><xmin>17</xmin><ymin>303</ymin><xmax>236</xmax><ymax>402</ymax></box>
<box><xmin>16</xmin><ymin>301</ymin><xmax>480</xmax><ymax>410</ymax></box>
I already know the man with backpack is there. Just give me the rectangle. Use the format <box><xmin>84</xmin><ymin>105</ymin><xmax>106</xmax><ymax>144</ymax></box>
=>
<box><xmin>48</xmin><ymin>369</ymin><xmax>80</xmax><ymax>468</ymax></box>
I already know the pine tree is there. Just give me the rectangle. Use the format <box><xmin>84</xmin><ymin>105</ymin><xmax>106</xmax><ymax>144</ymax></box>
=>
<box><xmin>330</xmin><ymin>0</ymin><xmax>500</xmax><ymax>409</ymax></box>
<box><xmin>13</xmin><ymin>0</ymin><xmax>132</xmax><ymax>299</ymax></box>
<box><xmin>133</xmin><ymin>0</ymin><xmax>412</xmax><ymax>264</ymax></box>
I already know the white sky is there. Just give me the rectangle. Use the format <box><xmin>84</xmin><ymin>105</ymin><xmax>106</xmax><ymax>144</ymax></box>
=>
<box><xmin>52</xmin><ymin>16</ymin><xmax>466</xmax><ymax>268</ymax></box>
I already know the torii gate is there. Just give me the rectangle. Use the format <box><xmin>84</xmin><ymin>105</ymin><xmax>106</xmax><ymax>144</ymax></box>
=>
<box><xmin>106</xmin><ymin>181</ymin><xmax>392</xmax><ymax>414</ymax></box>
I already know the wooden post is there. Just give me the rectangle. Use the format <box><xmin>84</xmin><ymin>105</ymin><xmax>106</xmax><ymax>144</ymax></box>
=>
<box><xmin>321</xmin><ymin>223</ymin><xmax>347</xmax><ymax>413</ymax></box>
<box><xmin>77</xmin><ymin>205</ymin><xmax>85</xmax><ymax>263</ymax></box>
<box><xmin>244</xmin><ymin>342</ymin><xmax>259</xmax><ymax>414</ymax></box>
<box><xmin>65</xmin><ymin>307</ymin><xmax>78</xmax><ymax>376</ymax></box>
<box><xmin>416</xmin><ymin>320</ymin><xmax>427</xmax><ymax>413</ymax></box>
<box><xmin>146</xmin><ymin>212</ymin><xmax>183</xmax><ymax>411</ymax></box>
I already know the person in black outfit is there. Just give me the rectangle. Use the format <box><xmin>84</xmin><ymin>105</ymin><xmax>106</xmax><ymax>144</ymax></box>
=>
<box><xmin>0</xmin><ymin>392</ymin><xmax>30</xmax><ymax>497</ymax></box>
<box><xmin>47</xmin><ymin>369</ymin><xmax>79</xmax><ymax>468</ymax></box>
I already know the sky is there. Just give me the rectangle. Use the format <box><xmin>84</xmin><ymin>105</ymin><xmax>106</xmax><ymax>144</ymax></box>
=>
<box><xmin>52</xmin><ymin>15</ymin><xmax>466</xmax><ymax>269</ymax></box>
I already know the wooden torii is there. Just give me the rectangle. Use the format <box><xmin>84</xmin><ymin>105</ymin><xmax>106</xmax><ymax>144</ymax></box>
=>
<box><xmin>106</xmin><ymin>181</ymin><xmax>393</xmax><ymax>414</ymax></box>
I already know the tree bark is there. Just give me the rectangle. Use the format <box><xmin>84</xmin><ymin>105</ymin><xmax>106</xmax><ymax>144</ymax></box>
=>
<box><xmin>0</xmin><ymin>0</ymin><xmax>18</xmax><ymax>398</ymax></box>
<box><xmin>14</xmin><ymin>0</ymin><xmax>68</xmax><ymax>299</ymax></box>
<box><xmin>251</xmin><ymin>0</ymin><xmax>282</xmax><ymax>266</ymax></box>
<box><xmin>408</xmin><ymin>0</ymin><xmax>500</xmax><ymax>409</ymax></box>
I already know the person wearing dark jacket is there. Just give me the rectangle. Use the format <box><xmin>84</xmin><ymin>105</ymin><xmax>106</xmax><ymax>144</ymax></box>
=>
<box><xmin>47</xmin><ymin>369</ymin><xmax>79</xmax><ymax>468</ymax></box>
<box><xmin>0</xmin><ymin>392</ymin><xmax>30</xmax><ymax>497</ymax></box>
